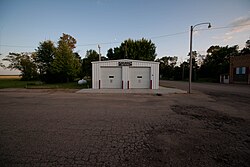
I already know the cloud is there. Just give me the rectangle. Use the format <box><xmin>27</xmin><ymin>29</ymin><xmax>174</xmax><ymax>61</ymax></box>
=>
<box><xmin>227</xmin><ymin>16</ymin><xmax>250</xmax><ymax>35</ymax></box>
<box><xmin>212</xmin><ymin>34</ymin><xmax>233</xmax><ymax>43</ymax></box>
<box><xmin>213</xmin><ymin>15</ymin><xmax>250</xmax><ymax>43</ymax></box>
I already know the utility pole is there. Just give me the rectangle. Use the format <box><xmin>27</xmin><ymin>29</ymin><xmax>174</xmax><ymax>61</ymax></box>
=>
<box><xmin>98</xmin><ymin>45</ymin><xmax>101</xmax><ymax>61</ymax></box>
<box><xmin>188</xmin><ymin>22</ymin><xmax>211</xmax><ymax>94</ymax></box>
<box><xmin>182</xmin><ymin>62</ymin><xmax>185</xmax><ymax>80</ymax></box>
<box><xmin>189</xmin><ymin>26</ymin><xmax>193</xmax><ymax>94</ymax></box>
<box><xmin>124</xmin><ymin>43</ymin><xmax>127</xmax><ymax>59</ymax></box>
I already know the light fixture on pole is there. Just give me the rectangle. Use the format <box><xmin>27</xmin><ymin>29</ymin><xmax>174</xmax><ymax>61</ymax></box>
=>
<box><xmin>189</xmin><ymin>22</ymin><xmax>211</xmax><ymax>94</ymax></box>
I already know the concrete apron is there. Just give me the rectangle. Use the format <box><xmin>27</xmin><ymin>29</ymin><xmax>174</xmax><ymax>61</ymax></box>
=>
<box><xmin>76</xmin><ymin>86</ymin><xmax>187</xmax><ymax>94</ymax></box>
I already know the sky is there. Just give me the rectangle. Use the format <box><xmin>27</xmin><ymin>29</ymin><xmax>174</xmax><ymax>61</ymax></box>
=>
<box><xmin>0</xmin><ymin>0</ymin><xmax>250</xmax><ymax>74</ymax></box>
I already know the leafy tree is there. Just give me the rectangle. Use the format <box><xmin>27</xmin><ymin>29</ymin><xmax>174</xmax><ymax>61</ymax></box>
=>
<box><xmin>187</xmin><ymin>51</ymin><xmax>199</xmax><ymax>81</ymax></box>
<box><xmin>107</xmin><ymin>48</ymin><xmax>115</xmax><ymax>60</ymax></box>
<box><xmin>173</xmin><ymin>66</ymin><xmax>182</xmax><ymax>80</ymax></box>
<box><xmin>58</xmin><ymin>33</ymin><xmax>77</xmax><ymax>50</ymax></box>
<box><xmin>240</xmin><ymin>39</ymin><xmax>250</xmax><ymax>55</ymax></box>
<box><xmin>1</xmin><ymin>52</ymin><xmax>38</xmax><ymax>80</ymax></box>
<box><xmin>246</xmin><ymin>39</ymin><xmax>250</xmax><ymax>48</ymax></box>
<box><xmin>74</xmin><ymin>52</ymin><xmax>81</xmax><ymax>60</ymax></box>
<box><xmin>35</xmin><ymin>40</ymin><xmax>56</xmax><ymax>81</ymax></box>
<box><xmin>107</xmin><ymin>38</ymin><xmax>156</xmax><ymax>61</ymax></box>
<box><xmin>199</xmin><ymin>45</ymin><xmax>239</xmax><ymax>82</ymax></box>
<box><xmin>50</xmin><ymin>34</ymin><xmax>81</xmax><ymax>82</ymax></box>
<box><xmin>82</xmin><ymin>50</ymin><xmax>100</xmax><ymax>77</ymax></box>
<box><xmin>156</xmin><ymin>56</ymin><xmax>178</xmax><ymax>79</ymax></box>
<box><xmin>180</xmin><ymin>61</ymin><xmax>189</xmax><ymax>80</ymax></box>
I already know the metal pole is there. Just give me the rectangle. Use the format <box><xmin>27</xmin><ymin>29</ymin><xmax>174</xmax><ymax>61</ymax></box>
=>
<box><xmin>125</xmin><ymin>43</ymin><xmax>127</xmax><ymax>59</ymax></box>
<box><xmin>189</xmin><ymin>26</ymin><xmax>193</xmax><ymax>94</ymax></box>
<box><xmin>182</xmin><ymin>62</ymin><xmax>185</xmax><ymax>80</ymax></box>
<box><xmin>188</xmin><ymin>22</ymin><xmax>211</xmax><ymax>94</ymax></box>
<box><xmin>98</xmin><ymin>45</ymin><xmax>101</xmax><ymax>61</ymax></box>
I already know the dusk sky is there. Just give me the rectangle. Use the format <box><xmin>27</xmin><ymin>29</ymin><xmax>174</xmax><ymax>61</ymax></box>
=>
<box><xmin>0</xmin><ymin>0</ymin><xmax>250</xmax><ymax>74</ymax></box>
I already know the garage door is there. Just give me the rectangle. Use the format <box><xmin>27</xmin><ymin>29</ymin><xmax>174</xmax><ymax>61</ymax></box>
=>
<box><xmin>100</xmin><ymin>67</ymin><xmax>122</xmax><ymax>88</ymax></box>
<box><xmin>129</xmin><ymin>67</ymin><xmax>150</xmax><ymax>88</ymax></box>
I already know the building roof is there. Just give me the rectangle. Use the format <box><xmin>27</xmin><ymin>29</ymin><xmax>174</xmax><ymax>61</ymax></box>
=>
<box><xmin>91</xmin><ymin>59</ymin><xmax>159</xmax><ymax>64</ymax></box>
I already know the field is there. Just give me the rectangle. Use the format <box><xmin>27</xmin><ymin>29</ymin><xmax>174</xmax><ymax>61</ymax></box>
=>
<box><xmin>0</xmin><ymin>76</ymin><xmax>91</xmax><ymax>89</ymax></box>
<box><xmin>0</xmin><ymin>75</ymin><xmax>21</xmax><ymax>79</ymax></box>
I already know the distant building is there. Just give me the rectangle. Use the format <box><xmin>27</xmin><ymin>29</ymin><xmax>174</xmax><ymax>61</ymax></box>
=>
<box><xmin>229</xmin><ymin>55</ymin><xmax>250</xmax><ymax>84</ymax></box>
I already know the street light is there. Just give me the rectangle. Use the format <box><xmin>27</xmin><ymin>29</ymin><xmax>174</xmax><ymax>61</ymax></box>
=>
<box><xmin>188</xmin><ymin>22</ymin><xmax>211</xmax><ymax>94</ymax></box>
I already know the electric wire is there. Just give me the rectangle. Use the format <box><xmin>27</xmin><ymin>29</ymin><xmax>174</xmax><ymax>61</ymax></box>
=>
<box><xmin>0</xmin><ymin>23</ymin><xmax>249</xmax><ymax>48</ymax></box>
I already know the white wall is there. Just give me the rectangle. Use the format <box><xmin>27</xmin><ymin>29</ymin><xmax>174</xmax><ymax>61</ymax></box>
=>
<box><xmin>92</xmin><ymin>59</ymin><xmax>159</xmax><ymax>89</ymax></box>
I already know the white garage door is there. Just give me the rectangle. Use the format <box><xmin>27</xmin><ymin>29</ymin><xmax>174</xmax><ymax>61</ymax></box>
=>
<box><xmin>100</xmin><ymin>67</ymin><xmax>122</xmax><ymax>89</ymax></box>
<box><xmin>129</xmin><ymin>67</ymin><xmax>150</xmax><ymax>89</ymax></box>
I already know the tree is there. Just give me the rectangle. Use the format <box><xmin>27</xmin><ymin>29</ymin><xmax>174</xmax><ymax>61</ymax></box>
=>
<box><xmin>240</xmin><ymin>39</ymin><xmax>250</xmax><ymax>55</ymax></box>
<box><xmin>156</xmin><ymin>56</ymin><xmax>178</xmax><ymax>79</ymax></box>
<box><xmin>35</xmin><ymin>40</ymin><xmax>56</xmax><ymax>81</ymax></box>
<box><xmin>246</xmin><ymin>39</ymin><xmax>250</xmax><ymax>48</ymax></box>
<box><xmin>180</xmin><ymin>61</ymin><xmax>189</xmax><ymax>80</ymax></box>
<box><xmin>107</xmin><ymin>48</ymin><xmax>115</xmax><ymax>60</ymax></box>
<box><xmin>58</xmin><ymin>33</ymin><xmax>77</xmax><ymax>50</ymax></box>
<box><xmin>106</xmin><ymin>38</ymin><xmax>157</xmax><ymax>61</ymax></box>
<box><xmin>1</xmin><ymin>52</ymin><xmax>38</xmax><ymax>80</ymax></box>
<box><xmin>50</xmin><ymin>34</ymin><xmax>81</xmax><ymax>82</ymax></box>
<box><xmin>187</xmin><ymin>51</ymin><xmax>199</xmax><ymax>81</ymax></box>
<box><xmin>199</xmin><ymin>45</ymin><xmax>239</xmax><ymax>82</ymax></box>
<box><xmin>82</xmin><ymin>50</ymin><xmax>99</xmax><ymax>77</ymax></box>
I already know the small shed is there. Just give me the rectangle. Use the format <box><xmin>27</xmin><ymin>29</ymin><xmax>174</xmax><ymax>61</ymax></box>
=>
<box><xmin>220</xmin><ymin>74</ymin><xmax>229</xmax><ymax>84</ymax></box>
<box><xmin>92</xmin><ymin>59</ymin><xmax>159</xmax><ymax>89</ymax></box>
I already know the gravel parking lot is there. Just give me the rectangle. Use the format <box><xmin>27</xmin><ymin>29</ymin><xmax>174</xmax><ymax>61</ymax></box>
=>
<box><xmin>0</xmin><ymin>87</ymin><xmax>249</xmax><ymax>167</ymax></box>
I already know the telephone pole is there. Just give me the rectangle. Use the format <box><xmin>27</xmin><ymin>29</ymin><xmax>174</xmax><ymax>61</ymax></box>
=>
<box><xmin>189</xmin><ymin>22</ymin><xmax>211</xmax><ymax>94</ymax></box>
<box><xmin>124</xmin><ymin>43</ymin><xmax>127</xmax><ymax>59</ymax></box>
<box><xmin>98</xmin><ymin>45</ymin><xmax>101</xmax><ymax>61</ymax></box>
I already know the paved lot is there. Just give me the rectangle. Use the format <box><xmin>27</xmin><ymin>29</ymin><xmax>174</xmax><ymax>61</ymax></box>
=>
<box><xmin>76</xmin><ymin>86</ymin><xmax>186</xmax><ymax>94</ymax></box>
<box><xmin>0</xmin><ymin>86</ymin><xmax>249</xmax><ymax>166</ymax></box>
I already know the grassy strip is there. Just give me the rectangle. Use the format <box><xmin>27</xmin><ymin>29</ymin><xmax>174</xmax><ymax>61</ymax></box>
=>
<box><xmin>0</xmin><ymin>79</ymin><xmax>91</xmax><ymax>89</ymax></box>
<box><xmin>0</xmin><ymin>79</ymin><xmax>29</xmax><ymax>88</ymax></box>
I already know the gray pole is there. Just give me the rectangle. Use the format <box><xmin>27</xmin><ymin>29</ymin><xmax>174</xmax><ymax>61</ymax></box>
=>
<box><xmin>188</xmin><ymin>22</ymin><xmax>211</xmax><ymax>94</ymax></box>
<box><xmin>189</xmin><ymin>26</ymin><xmax>193</xmax><ymax>94</ymax></box>
<box><xmin>182</xmin><ymin>62</ymin><xmax>185</xmax><ymax>80</ymax></box>
<box><xmin>125</xmin><ymin>43</ymin><xmax>127</xmax><ymax>59</ymax></box>
<box><xmin>98</xmin><ymin>45</ymin><xmax>101</xmax><ymax>61</ymax></box>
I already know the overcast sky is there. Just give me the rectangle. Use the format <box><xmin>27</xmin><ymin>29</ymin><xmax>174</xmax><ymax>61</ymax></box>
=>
<box><xmin>0</xmin><ymin>0</ymin><xmax>250</xmax><ymax>74</ymax></box>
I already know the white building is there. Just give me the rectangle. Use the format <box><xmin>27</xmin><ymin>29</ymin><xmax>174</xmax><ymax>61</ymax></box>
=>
<box><xmin>92</xmin><ymin>59</ymin><xmax>159</xmax><ymax>89</ymax></box>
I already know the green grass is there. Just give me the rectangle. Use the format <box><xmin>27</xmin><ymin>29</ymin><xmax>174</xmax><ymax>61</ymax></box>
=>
<box><xmin>0</xmin><ymin>78</ymin><xmax>91</xmax><ymax>89</ymax></box>
<box><xmin>0</xmin><ymin>79</ymin><xmax>30</xmax><ymax>89</ymax></box>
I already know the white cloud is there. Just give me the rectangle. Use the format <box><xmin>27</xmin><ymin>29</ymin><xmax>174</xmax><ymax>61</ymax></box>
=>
<box><xmin>212</xmin><ymin>34</ymin><xmax>233</xmax><ymax>42</ymax></box>
<box><xmin>193</xmin><ymin>30</ymin><xmax>200</xmax><ymax>36</ymax></box>
<box><xmin>213</xmin><ymin>15</ymin><xmax>250</xmax><ymax>43</ymax></box>
<box><xmin>227</xmin><ymin>16</ymin><xmax>250</xmax><ymax>35</ymax></box>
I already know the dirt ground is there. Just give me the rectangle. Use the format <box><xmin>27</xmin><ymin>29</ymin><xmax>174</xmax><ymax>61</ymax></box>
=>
<box><xmin>142</xmin><ymin>93</ymin><xmax>250</xmax><ymax>167</ymax></box>
<box><xmin>0</xmin><ymin>86</ymin><xmax>249</xmax><ymax>166</ymax></box>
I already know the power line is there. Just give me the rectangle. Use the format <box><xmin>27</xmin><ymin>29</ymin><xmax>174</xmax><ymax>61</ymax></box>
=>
<box><xmin>0</xmin><ymin>32</ymin><xmax>189</xmax><ymax>49</ymax></box>
<box><xmin>0</xmin><ymin>23</ymin><xmax>249</xmax><ymax>48</ymax></box>
<box><xmin>0</xmin><ymin>44</ymin><xmax>36</xmax><ymax>48</ymax></box>
<box><xmin>211</xmin><ymin>23</ymin><xmax>250</xmax><ymax>30</ymax></box>
<box><xmin>150</xmin><ymin>31</ymin><xmax>188</xmax><ymax>39</ymax></box>
<box><xmin>195</xmin><ymin>23</ymin><xmax>250</xmax><ymax>31</ymax></box>
<box><xmin>77</xmin><ymin>41</ymin><xmax>121</xmax><ymax>47</ymax></box>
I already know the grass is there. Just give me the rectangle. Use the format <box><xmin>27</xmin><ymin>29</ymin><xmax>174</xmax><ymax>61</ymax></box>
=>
<box><xmin>0</xmin><ymin>78</ymin><xmax>30</xmax><ymax>89</ymax></box>
<box><xmin>0</xmin><ymin>77</ymin><xmax>91</xmax><ymax>89</ymax></box>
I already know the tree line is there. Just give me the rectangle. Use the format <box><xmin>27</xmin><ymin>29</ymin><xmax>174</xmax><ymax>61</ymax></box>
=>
<box><xmin>0</xmin><ymin>34</ymin><xmax>156</xmax><ymax>83</ymax></box>
<box><xmin>157</xmin><ymin>39</ymin><xmax>250</xmax><ymax>82</ymax></box>
<box><xmin>1</xmin><ymin>33</ymin><xmax>249</xmax><ymax>83</ymax></box>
